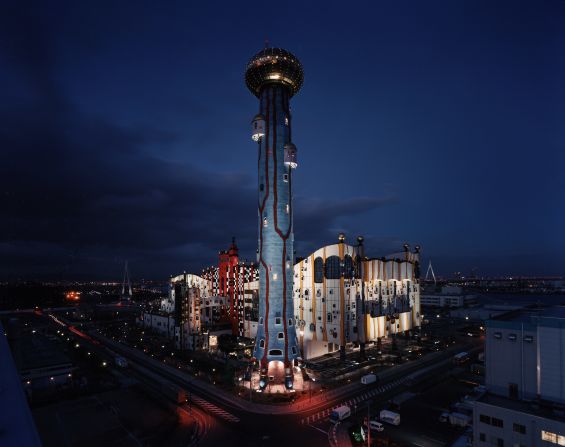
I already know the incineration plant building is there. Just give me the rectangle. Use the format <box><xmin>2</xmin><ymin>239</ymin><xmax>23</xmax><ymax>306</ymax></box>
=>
<box><xmin>140</xmin><ymin>238</ymin><xmax>421</xmax><ymax>361</ymax></box>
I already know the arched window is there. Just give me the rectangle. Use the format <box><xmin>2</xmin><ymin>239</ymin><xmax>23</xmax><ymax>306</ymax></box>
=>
<box><xmin>325</xmin><ymin>256</ymin><xmax>341</xmax><ymax>279</ymax></box>
<box><xmin>353</xmin><ymin>257</ymin><xmax>360</xmax><ymax>278</ymax></box>
<box><xmin>314</xmin><ymin>257</ymin><xmax>324</xmax><ymax>283</ymax></box>
<box><xmin>343</xmin><ymin>255</ymin><xmax>353</xmax><ymax>279</ymax></box>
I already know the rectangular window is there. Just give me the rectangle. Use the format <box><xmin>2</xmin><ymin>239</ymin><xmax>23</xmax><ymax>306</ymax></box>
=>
<box><xmin>479</xmin><ymin>433</ymin><xmax>485</xmax><ymax>442</ymax></box>
<box><xmin>492</xmin><ymin>417</ymin><xmax>504</xmax><ymax>428</ymax></box>
<box><xmin>283</xmin><ymin>173</ymin><xmax>289</xmax><ymax>182</ymax></box>
<box><xmin>496</xmin><ymin>438</ymin><xmax>503</xmax><ymax>447</ymax></box>
<box><xmin>512</xmin><ymin>423</ymin><xmax>526</xmax><ymax>434</ymax></box>
<box><xmin>480</xmin><ymin>414</ymin><xmax>491</xmax><ymax>424</ymax></box>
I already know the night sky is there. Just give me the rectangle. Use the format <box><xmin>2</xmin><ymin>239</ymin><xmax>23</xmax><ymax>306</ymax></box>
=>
<box><xmin>1</xmin><ymin>1</ymin><xmax>564</xmax><ymax>280</ymax></box>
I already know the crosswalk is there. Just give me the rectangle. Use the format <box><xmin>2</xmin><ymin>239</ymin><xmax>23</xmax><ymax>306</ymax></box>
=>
<box><xmin>300</xmin><ymin>378</ymin><xmax>406</xmax><ymax>425</ymax></box>
<box><xmin>191</xmin><ymin>395</ymin><xmax>240</xmax><ymax>423</ymax></box>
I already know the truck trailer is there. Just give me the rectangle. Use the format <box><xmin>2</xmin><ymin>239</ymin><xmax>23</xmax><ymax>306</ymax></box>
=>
<box><xmin>361</xmin><ymin>374</ymin><xmax>377</xmax><ymax>385</ymax></box>
<box><xmin>330</xmin><ymin>406</ymin><xmax>351</xmax><ymax>423</ymax></box>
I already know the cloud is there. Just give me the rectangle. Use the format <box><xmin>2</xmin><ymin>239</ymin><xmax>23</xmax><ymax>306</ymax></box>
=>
<box><xmin>0</xmin><ymin>2</ymin><xmax>399</xmax><ymax>279</ymax></box>
<box><xmin>293</xmin><ymin>195</ymin><xmax>398</xmax><ymax>256</ymax></box>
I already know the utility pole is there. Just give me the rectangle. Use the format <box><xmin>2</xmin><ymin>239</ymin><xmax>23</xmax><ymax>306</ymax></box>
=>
<box><xmin>249</xmin><ymin>372</ymin><xmax>252</xmax><ymax>403</ymax></box>
<box><xmin>367</xmin><ymin>401</ymin><xmax>371</xmax><ymax>446</ymax></box>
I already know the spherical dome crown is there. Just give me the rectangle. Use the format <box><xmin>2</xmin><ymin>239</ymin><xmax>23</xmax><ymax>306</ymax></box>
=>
<box><xmin>245</xmin><ymin>47</ymin><xmax>304</xmax><ymax>98</ymax></box>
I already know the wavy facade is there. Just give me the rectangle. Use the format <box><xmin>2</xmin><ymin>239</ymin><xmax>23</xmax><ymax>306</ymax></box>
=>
<box><xmin>294</xmin><ymin>239</ymin><xmax>421</xmax><ymax>359</ymax></box>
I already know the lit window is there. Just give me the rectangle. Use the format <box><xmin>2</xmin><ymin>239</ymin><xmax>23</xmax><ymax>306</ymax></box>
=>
<box><xmin>263</xmin><ymin>216</ymin><xmax>268</xmax><ymax>227</ymax></box>
<box><xmin>285</xmin><ymin>204</ymin><xmax>289</xmax><ymax>214</ymax></box>
<box><xmin>544</xmin><ymin>434</ymin><xmax>565</xmax><ymax>447</ymax></box>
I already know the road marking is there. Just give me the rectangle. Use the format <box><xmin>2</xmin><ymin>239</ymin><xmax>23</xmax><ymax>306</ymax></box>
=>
<box><xmin>191</xmin><ymin>396</ymin><xmax>240</xmax><ymax>422</ymax></box>
<box><xmin>307</xmin><ymin>424</ymin><xmax>329</xmax><ymax>435</ymax></box>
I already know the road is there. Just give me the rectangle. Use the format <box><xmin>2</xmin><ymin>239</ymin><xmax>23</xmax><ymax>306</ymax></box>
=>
<box><xmin>46</xmin><ymin>311</ymin><xmax>481</xmax><ymax>446</ymax></box>
<box><xmin>90</xmin><ymin>331</ymin><xmax>478</xmax><ymax>446</ymax></box>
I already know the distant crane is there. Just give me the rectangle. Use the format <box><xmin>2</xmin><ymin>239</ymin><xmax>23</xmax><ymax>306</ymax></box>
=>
<box><xmin>425</xmin><ymin>260</ymin><xmax>437</xmax><ymax>284</ymax></box>
<box><xmin>121</xmin><ymin>260</ymin><xmax>132</xmax><ymax>301</ymax></box>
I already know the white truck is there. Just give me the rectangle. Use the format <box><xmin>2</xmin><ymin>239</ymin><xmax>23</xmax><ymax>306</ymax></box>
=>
<box><xmin>379</xmin><ymin>410</ymin><xmax>400</xmax><ymax>426</ymax></box>
<box><xmin>329</xmin><ymin>406</ymin><xmax>351</xmax><ymax>423</ymax></box>
<box><xmin>361</xmin><ymin>374</ymin><xmax>377</xmax><ymax>385</ymax></box>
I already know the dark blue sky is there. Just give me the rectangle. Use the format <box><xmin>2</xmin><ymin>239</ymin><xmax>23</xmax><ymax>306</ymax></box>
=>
<box><xmin>1</xmin><ymin>1</ymin><xmax>564</xmax><ymax>280</ymax></box>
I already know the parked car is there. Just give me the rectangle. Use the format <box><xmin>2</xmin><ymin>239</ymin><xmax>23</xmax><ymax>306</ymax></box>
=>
<box><xmin>369</xmin><ymin>420</ymin><xmax>385</xmax><ymax>432</ymax></box>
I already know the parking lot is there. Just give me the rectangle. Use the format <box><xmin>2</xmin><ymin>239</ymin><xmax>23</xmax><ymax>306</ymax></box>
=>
<box><xmin>304</xmin><ymin>354</ymin><xmax>481</xmax><ymax>446</ymax></box>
